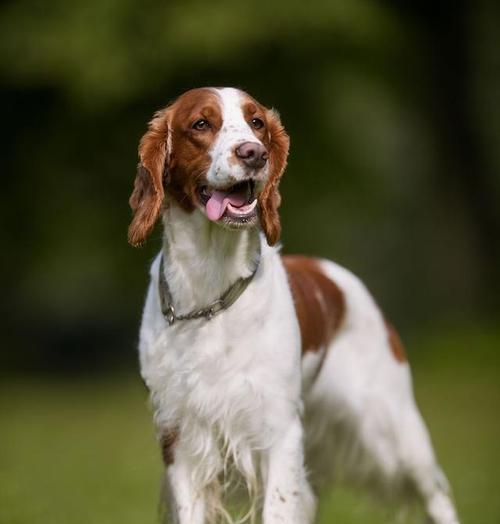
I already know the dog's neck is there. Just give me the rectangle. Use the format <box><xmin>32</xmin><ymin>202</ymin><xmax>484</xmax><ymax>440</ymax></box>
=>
<box><xmin>161</xmin><ymin>201</ymin><xmax>261</xmax><ymax>314</ymax></box>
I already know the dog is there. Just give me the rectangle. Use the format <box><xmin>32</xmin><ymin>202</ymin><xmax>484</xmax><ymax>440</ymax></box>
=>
<box><xmin>128</xmin><ymin>87</ymin><xmax>459</xmax><ymax>524</ymax></box>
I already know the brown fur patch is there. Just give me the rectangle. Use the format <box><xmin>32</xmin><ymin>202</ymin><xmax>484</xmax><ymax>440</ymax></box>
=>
<box><xmin>385</xmin><ymin>320</ymin><xmax>407</xmax><ymax>363</ymax></box>
<box><xmin>128</xmin><ymin>88</ymin><xmax>222</xmax><ymax>245</ymax></box>
<box><xmin>257</xmin><ymin>107</ymin><xmax>289</xmax><ymax>246</ymax></box>
<box><xmin>282</xmin><ymin>256</ymin><xmax>345</xmax><ymax>353</ymax></box>
<box><xmin>128</xmin><ymin>106</ymin><xmax>171</xmax><ymax>246</ymax></box>
<box><xmin>168</xmin><ymin>88</ymin><xmax>222</xmax><ymax>212</ymax></box>
<box><xmin>160</xmin><ymin>428</ymin><xmax>179</xmax><ymax>467</ymax></box>
<box><xmin>128</xmin><ymin>164</ymin><xmax>164</xmax><ymax>246</ymax></box>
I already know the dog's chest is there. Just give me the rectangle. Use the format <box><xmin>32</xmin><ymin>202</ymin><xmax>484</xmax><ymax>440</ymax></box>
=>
<box><xmin>144</xmin><ymin>292</ymin><xmax>301</xmax><ymax>447</ymax></box>
<box><xmin>139</xmin><ymin>249</ymin><xmax>303</xmax><ymax>459</ymax></box>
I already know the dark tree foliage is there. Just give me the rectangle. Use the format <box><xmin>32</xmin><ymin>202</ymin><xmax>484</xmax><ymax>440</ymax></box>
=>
<box><xmin>1</xmin><ymin>0</ymin><xmax>498</xmax><ymax>373</ymax></box>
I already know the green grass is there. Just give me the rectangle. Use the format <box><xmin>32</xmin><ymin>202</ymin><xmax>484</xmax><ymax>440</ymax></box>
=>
<box><xmin>1</xmin><ymin>325</ymin><xmax>499</xmax><ymax>524</ymax></box>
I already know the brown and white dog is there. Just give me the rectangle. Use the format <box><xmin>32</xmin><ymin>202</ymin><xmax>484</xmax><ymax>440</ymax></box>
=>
<box><xmin>129</xmin><ymin>87</ymin><xmax>459</xmax><ymax>524</ymax></box>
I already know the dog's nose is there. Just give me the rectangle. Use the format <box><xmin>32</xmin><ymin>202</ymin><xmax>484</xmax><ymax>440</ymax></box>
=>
<box><xmin>235</xmin><ymin>142</ymin><xmax>268</xmax><ymax>169</ymax></box>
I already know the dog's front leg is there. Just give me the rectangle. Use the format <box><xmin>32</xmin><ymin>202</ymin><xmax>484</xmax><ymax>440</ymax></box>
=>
<box><xmin>262</xmin><ymin>417</ymin><xmax>316</xmax><ymax>524</ymax></box>
<box><xmin>165</xmin><ymin>450</ymin><xmax>206</xmax><ymax>524</ymax></box>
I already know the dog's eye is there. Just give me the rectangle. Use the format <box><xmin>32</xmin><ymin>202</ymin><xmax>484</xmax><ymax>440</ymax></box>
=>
<box><xmin>251</xmin><ymin>118</ymin><xmax>264</xmax><ymax>130</ymax></box>
<box><xmin>193</xmin><ymin>119</ymin><xmax>210</xmax><ymax>131</ymax></box>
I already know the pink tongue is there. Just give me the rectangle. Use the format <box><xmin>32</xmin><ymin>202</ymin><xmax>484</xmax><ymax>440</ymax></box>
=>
<box><xmin>206</xmin><ymin>190</ymin><xmax>247</xmax><ymax>221</ymax></box>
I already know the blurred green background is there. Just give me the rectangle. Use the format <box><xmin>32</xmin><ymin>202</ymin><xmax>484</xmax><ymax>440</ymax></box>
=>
<box><xmin>1</xmin><ymin>1</ymin><xmax>499</xmax><ymax>523</ymax></box>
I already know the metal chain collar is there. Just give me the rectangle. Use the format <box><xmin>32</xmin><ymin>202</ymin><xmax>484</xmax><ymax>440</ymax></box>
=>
<box><xmin>158</xmin><ymin>246</ymin><xmax>261</xmax><ymax>326</ymax></box>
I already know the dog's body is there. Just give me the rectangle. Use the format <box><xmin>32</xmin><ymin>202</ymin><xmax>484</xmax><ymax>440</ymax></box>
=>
<box><xmin>129</xmin><ymin>87</ymin><xmax>459</xmax><ymax>523</ymax></box>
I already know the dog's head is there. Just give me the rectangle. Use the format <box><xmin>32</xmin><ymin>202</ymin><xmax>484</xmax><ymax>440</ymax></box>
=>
<box><xmin>128</xmin><ymin>87</ymin><xmax>289</xmax><ymax>247</ymax></box>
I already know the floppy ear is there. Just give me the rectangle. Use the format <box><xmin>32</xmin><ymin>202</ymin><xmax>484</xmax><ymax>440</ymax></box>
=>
<box><xmin>258</xmin><ymin>109</ymin><xmax>290</xmax><ymax>246</ymax></box>
<box><xmin>128</xmin><ymin>108</ymin><xmax>172</xmax><ymax>247</ymax></box>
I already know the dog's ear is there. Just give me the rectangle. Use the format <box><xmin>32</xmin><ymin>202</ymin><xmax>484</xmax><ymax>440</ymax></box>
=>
<box><xmin>128</xmin><ymin>108</ymin><xmax>172</xmax><ymax>247</ymax></box>
<box><xmin>258</xmin><ymin>109</ymin><xmax>290</xmax><ymax>246</ymax></box>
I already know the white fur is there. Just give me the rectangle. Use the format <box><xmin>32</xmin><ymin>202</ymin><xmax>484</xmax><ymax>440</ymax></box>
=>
<box><xmin>206</xmin><ymin>87</ymin><xmax>268</xmax><ymax>188</ymax></box>
<box><xmin>136</xmin><ymin>90</ymin><xmax>459</xmax><ymax>523</ymax></box>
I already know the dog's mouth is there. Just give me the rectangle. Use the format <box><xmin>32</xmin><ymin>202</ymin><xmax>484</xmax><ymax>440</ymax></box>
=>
<box><xmin>198</xmin><ymin>180</ymin><xmax>258</xmax><ymax>225</ymax></box>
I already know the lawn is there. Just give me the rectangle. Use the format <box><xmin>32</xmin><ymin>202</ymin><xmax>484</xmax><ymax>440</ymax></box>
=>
<box><xmin>1</xmin><ymin>325</ymin><xmax>499</xmax><ymax>524</ymax></box>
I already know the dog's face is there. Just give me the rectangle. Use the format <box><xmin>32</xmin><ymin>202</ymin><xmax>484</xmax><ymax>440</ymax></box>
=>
<box><xmin>128</xmin><ymin>87</ymin><xmax>289</xmax><ymax>247</ymax></box>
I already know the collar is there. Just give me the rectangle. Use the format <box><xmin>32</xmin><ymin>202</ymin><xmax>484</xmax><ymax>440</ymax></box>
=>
<box><xmin>158</xmin><ymin>244</ymin><xmax>261</xmax><ymax>326</ymax></box>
